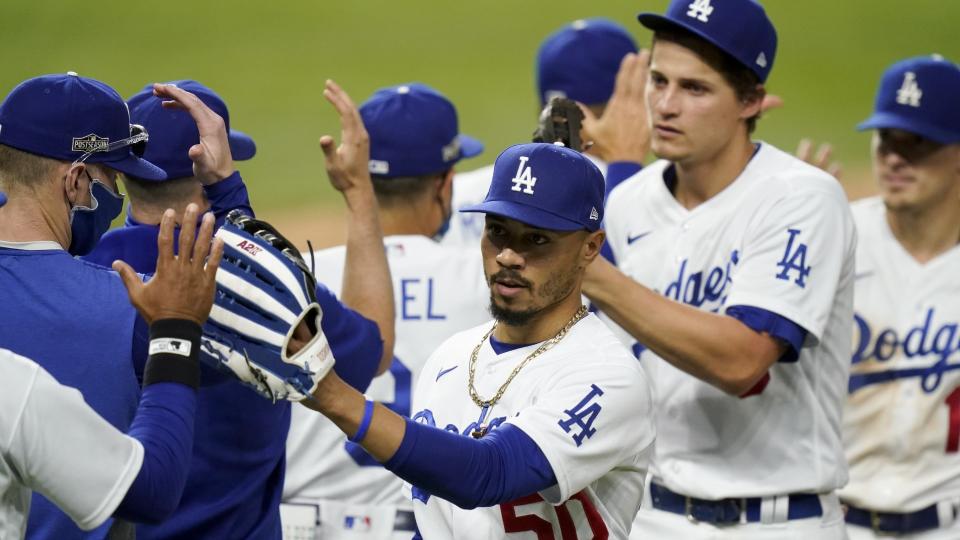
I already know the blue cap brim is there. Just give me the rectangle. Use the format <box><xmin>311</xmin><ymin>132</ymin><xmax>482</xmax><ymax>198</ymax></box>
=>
<box><xmin>459</xmin><ymin>134</ymin><xmax>484</xmax><ymax>160</ymax></box>
<box><xmin>460</xmin><ymin>199</ymin><xmax>585</xmax><ymax>231</ymax></box>
<box><xmin>857</xmin><ymin>112</ymin><xmax>960</xmax><ymax>145</ymax></box>
<box><xmin>106</xmin><ymin>152</ymin><xmax>167</xmax><ymax>181</ymax></box>
<box><xmin>228</xmin><ymin>129</ymin><xmax>257</xmax><ymax>161</ymax></box>
<box><xmin>0</xmin><ymin>191</ymin><xmax>6</xmax><ymax>207</ymax></box>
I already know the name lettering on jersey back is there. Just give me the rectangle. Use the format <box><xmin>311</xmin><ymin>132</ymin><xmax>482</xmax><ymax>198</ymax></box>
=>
<box><xmin>664</xmin><ymin>249</ymin><xmax>739</xmax><ymax>310</ymax></box>
<box><xmin>775</xmin><ymin>228</ymin><xmax>811</xmax><ymax>288</ymax></box>
<box><xmin>851</xmin><ymin>308</ymin><xmax>960</xmax><ymax>394</ymax></box>
<box><xmin>400</xmin><ymin>277</ymin><xmax>446</xmax><ymax>321</ymax></box>
<box><xmin>558</xmin><ymin>384</ymin><xmax>604</xmax><ymax>447</ymax></box>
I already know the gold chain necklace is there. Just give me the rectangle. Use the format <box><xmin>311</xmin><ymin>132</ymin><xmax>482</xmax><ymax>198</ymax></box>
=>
<box><xmin>467</xmin><ymin>305</ymin><xmax>588</xmax><ymax>438</ymax></box>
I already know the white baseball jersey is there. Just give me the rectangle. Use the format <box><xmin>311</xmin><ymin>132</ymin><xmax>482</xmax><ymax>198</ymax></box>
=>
<box><xmin>284</xmin><ymin>235</ymin><xmax>490</xmax><ymax>508</ymax></box>
<box><xmin>604</xmin><ymin>142</ymin><xmax>856</xmax><ymax>499</ymax></box>
<box><xmin>442</xmin><ymin>156</ymin><xmax>609</xmax><ymax>249</ymax></box>
<box><xmin>410</xmin><ymin>314</ymin><xmax>655</xmax><ymax>539</ymax></box>
<box><xmin>840</xmin><ymin>197</ymin><xmax>960</xmax><ymax>512</ymax></box>
<box><xmin>0</xmin><ymin>348</ymin><xmax>144</xmax><ymax>539</ymax></box>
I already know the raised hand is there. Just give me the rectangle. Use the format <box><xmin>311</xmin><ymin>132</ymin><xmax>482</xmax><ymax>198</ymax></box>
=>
<box><xmin>579</xmin><ymin>50</ymin><xmax>651</xmax><ymax>163</ymax></box>
<box><xmin>319</xmin><ymin>80</ymin><xmax>373</xmax><ymax>198</ymax></box>
<box><xmin>153</xmin><ymin>83</ymin><xmax>235</xmax><ymax>185</ymax></box>
<box><xmin>113</xmin><ymin>203</ymin><xmax>224</xmax><ymax>325</ymax></box>
<box><xmin>796</xmin><ymin>138</ymin><xmax>843</xmax><ymax>178</ymax></box>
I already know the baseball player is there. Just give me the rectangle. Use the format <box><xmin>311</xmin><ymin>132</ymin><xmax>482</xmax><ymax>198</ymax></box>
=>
<box><xmin>0</xmin><ymin>201</ymin><xmax>221</xmax><ymax>540</ymax></box>
<box><xmin>78</xmin><ymin>78</ymin><xmax>395</xmax><ymax>540</ymax></box>
<box><xmin>83</xmin><ymin>80</ymin><xmax>257</xmax><ymax>272</ymax></box>
<box><xmin>583</xmin><ymin>1</ymin><xmax>856</xmax><ymax>538</ymax></box>
<box><xmin>283</xmin><ymin>83</ymin><xmax>489</xmax><ymax>539</ymax></box>
<box><xmin>841</xmin><ymin>56</ymin><xmax>960</xmax><ymax>539</ymax></box>
<box><xmin>293</xmin><ymin>142</ymin><xmax>656</xmax><ymax>539</ymax></box>
<box><xmin>441</xmin><ymin>18</ymin><xmax>647</xmax><ymax>250</ymax></box>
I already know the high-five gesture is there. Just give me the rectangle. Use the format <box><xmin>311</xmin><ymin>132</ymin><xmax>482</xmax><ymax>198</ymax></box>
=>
<box><xmin>319</xmin><ymin>80</ymin><xmax>373</xmax><ymax>198</ymax></box>
<box><xmin>579</xmin><ymin>50</ymin><xmax>651</xmax><ymax>163</ymax></box>
<box><xmin>153</xmin><ymin>83</ymin><xmax>235</xmax><ymax>185</ymax></box>
<box><xmin>113</xmin><ymin>203</ymin><xmax>223</xmax><ymax>325</ymax></box>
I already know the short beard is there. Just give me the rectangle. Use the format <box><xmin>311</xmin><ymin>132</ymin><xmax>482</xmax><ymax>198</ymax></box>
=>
<box><xmin>489</xmin><ymin>297</ymin><xmax>539</xmax><ymax>327</ymax></box>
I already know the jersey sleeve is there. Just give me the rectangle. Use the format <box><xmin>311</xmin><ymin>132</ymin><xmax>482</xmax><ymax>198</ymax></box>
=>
<box><xmin>9</xmin><ymin>362</ymin><xmax>144</xmax><ymax>531</ymax></box>
<box><xmin>505</xmin><ymin>357</ymin><xmax>654</xmax><ymax>504</ymax></box>
<box><xmin>724</xmin><ymin>187</ymin><xmax>853</xmax><ymax>344</ymax></box>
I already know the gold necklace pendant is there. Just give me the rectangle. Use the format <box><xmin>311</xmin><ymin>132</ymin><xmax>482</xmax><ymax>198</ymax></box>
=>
<box><xmin>467</xmin><ymin>305</ymin><xmax>589</xmax><ymax>419</ymax></box>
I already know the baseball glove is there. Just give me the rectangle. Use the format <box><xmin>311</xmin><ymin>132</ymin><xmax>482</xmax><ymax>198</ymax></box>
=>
<box><xmin>200</xmin><ymin>210</ymin><xmax>335</xmax><ymax>402</ymax></box>
<box><xmin>532</xmin><ymin>96</ymin><xmax>585</xmax><ymax>152</ymax></box>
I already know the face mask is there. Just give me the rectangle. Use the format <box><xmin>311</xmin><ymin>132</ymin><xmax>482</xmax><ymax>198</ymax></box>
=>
<box><xmin>68</xmin><ymin>179</ymin><xmax>124</xmax><ymax>256</ymax></box>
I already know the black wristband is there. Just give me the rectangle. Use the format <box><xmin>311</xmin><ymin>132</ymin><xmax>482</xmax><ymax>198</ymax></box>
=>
<box><xmin>144</xmin><ymin>318</ymin><xmax>202</xmax><ymax>389</ymax></box>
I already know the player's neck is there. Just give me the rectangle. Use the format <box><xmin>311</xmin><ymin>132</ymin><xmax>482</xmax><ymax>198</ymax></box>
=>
<box><xmin>0</xmin><ymin>190</ymin><xmax>70</xmax><ymax>248</ymax></box>
<box><xmin>379</xmin><ymin>205</ymin><xmax>440</xmax><ymax>238</ymax></box>
<box><xmin>493</xmin><ymin>291</ymin><xmax>584</xmax><ymax>345</ymax></box>
<box><xmin>886</xmin><ymin>198</ymin><xmax>960</xmax><ymax>264</ymax></box>
<box><xmin>129</xmin><ymin>197</ymin><xmax>209</xmax><ymax>226</ymax></box>
<box><xmin>672</xmin><ymin>137</ymin><xmax>755</xmax><ymax>210</ymax></box>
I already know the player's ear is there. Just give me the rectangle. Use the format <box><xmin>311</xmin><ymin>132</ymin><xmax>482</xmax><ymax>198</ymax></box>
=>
<box><xmin>739</xmin><ymin>84</ymin><xmax>764</xmax><ymax>121</ymax></box>
<box><xmin>62</xmin><ymin>162</ymin><xmax>88</xmax><ymax>206</ymax></box>
<box><xmin>582</xmin><ymin>230</ymin><xmax>606</xmax><ymax>264</ymax></box>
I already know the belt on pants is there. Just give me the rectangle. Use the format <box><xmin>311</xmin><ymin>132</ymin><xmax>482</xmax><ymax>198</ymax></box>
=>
<box><xmin>650</xmin><ymin>482</ymin><xmax>823</xmax><ymax>524</ymax></box>
<box><xmin>844</xmin><ymin>501</ymin><xmax>951</xmax><ymax>534</ymax></box>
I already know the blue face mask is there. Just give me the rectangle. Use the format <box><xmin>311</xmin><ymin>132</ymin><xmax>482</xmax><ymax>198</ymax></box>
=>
<box><xmin>68</xmin><ymin>176</ymin><xmax>124</xmax><ymax>256</ymax></box>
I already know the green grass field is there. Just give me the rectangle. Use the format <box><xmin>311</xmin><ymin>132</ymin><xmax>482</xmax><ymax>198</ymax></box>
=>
<box><xmin>2</xmin><ymin>1</ymin><xmax>958</xmax><ymax>213</ymax></box>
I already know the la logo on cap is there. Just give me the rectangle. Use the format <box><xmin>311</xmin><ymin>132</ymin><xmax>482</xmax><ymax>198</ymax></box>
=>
<box><xmin>686</xmin><ymin>0</ymin><xmax>714</xmax><ymax>23</ymax></box>
<box><xmin>510</xmin><ymin>156</ymin><xmax>537</xmax><ymax>195</ymax></box>
<box><xmin>896</xmin><ymin>71</ymin><xmax>923</xmax><ymax>107</ymax></box>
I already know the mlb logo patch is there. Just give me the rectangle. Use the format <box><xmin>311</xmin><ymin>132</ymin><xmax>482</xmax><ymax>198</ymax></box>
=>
<box><xmin>343</xmin><ymin>515</ymin><xmax>373</xmax><ymax>532</ymax></box>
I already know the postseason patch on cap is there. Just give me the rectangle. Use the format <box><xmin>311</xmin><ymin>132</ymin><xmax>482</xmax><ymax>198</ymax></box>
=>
<box><xmin>71</xmin><ymin>134</ymin><xmax>110</xmax><ymax>153</ymax></box>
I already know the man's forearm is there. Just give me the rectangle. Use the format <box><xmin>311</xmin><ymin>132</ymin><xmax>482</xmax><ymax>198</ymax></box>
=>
<box><xmin>584</xmin><ymin>259</ymin><xmax>779</xmax><ymax>395</ymax></box>
<box><xmin>340</xmin><ymin>187</ymin><xmax>395</xmax><ymax>374</ymax></box>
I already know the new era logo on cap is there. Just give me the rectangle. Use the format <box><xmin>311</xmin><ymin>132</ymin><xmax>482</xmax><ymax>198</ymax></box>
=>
<box><xmin>460</xmin><ymin>143</ymin><xmax>604</xmax><ymax>232</ymax></box>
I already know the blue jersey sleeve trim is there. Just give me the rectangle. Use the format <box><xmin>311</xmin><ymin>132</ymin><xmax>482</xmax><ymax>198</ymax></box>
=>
<box><xmin>384</xmin><ymin>418</ymin><xmax>556</xmax><ymax>509</ymax></box>
<box><xmin>204</xmin><ymin>172</ymin><xmax>254</xmax><ymax>226</ymax></box>
<box><xmin>605</xmin><ymin>161</ymin><xmax>643</xmax><ymax>200</ymax></box>
<box><xmin>114</xmin><ymin>382</ymin><xmax>196</xmax><ymax>524</ymax></box>
<box><xmin>316</xmin><ymin>284</ymin><xmax>383</xmax><ymax>392</ymax></box>
<box><xmin>726</xmin><ymin>305</ymin><xmax>807</xmax><ymax>363</ymax></box>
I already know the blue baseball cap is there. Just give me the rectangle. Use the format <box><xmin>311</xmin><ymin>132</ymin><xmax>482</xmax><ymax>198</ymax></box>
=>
<box><xmin>638</xmin><ymin>0</ymin><xmax>777</xmax><ymax>83</ymax></box>
<box><xmin>536</xmin><ymin>18</ymin><xmax>639</xmax><ymax>105</ymax></box>
<box><xmin>0</xmin><ymin>192</ymin><xmax>6</xmax><ymax>207</ymax></box>
<box><xmin>857</xmin><ymin>55</ymin><xmax>960</xmax><ymax>145</ymax></box>
<box><xmin>0</xmin><ymin>73</ymin><xmax>166</xmax><ymax>180</ymax></box>
<box><xmin>127</xmin><ymin>80</ymin><xmax>256</xmax><ymax>181</ymax></box>
<box><xmin>359</xmin><ymin>83</ymin><xmax>483</xmax><ymax>178</ymax></box>
<box><xmin>461</xmin><ymin>143</ymin><xmax>604</xmax><ymax>232</ymax></box>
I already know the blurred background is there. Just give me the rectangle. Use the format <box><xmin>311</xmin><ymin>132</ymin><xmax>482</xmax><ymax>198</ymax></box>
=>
<box><xmin>2</xmin><ymin>0</ymin><xmax>958</xmax><ymax>244</ymax></box>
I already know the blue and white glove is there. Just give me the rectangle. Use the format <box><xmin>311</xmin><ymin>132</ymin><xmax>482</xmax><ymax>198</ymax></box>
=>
<box><xmin>201</xmin><ymin>210</ymin><xmax>335</xmax><ymax>402</ymax></box>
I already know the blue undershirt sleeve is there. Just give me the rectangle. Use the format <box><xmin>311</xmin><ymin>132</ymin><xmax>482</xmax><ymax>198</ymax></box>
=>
<box><xmin>315</xmin><ymin>284</ymin><xmax>383</xmax><ymax>393</ymax></box>
<box><xmin>112</xmin><ymin>382</ymin><xmax>196</xmax><ymax>523</ymax></box>
<box><xmin>131</xmin><ymin>315</ymin><xmax>149</xmax><ymax>383</ymax></box>
<box><xmin>384</xmin><ymin>419</ymin><xmax>556</xmax><ymax>509</ymax></box>
<box><xmin>604</xmin><ymin>161</ymin><xmax>643</xmax><ymax>202</ymax></box>
<box><xmin>204</xmin><ymin>171</ymin><xmax>254</xmax><ymax>227</ymax></box>
<box><xmin>726</xmin><ymin>305</ymin><xmax>808</xmax><ymax>363</ymax></box>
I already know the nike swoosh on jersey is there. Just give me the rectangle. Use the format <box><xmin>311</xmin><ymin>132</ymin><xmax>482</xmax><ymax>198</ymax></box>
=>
<box><xmin>627</xmin><ymin>231</ymin><xmax>653</xmax><ymax>245</ymax></box>
<box><xmin>435</xmin><ymin>365</ymin><xmax>458</xmax><ymax>381</ymax></box>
